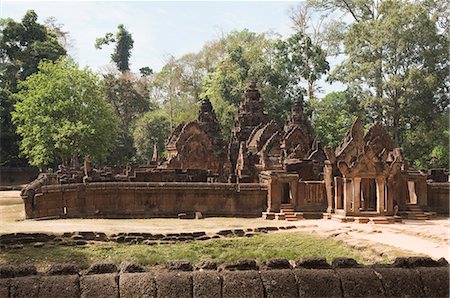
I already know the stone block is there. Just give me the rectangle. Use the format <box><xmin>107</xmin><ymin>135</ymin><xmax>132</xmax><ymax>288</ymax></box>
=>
<box><xmin>263</xmin><ymin>258</ymin><xmax>291</xmax><ymax>270</ymax></box>
<box><xmin>261</xmin><ymin>269</ymin><xmax>298</xmax><ymax>298</ymax></box>
<box><xmin>220</xmin><ymin>259</ymin><xmax>258</xmax><ymax>271</ymax></box>
<box><xmin>374</xmin><ymin>267</ymin><xmax>424</xmax><ymax>298</ymax></box>
<box><xmin>85</xmin><ymin>263</ymin><xmax>117</xmax><ymax>274</ymax></box>
<box><xmin>0</xmin><ymin>278</ymin><xmax>10</xmax><ymax>298</ymax></box>
<box><xmin>417</xmin><ymin>267</ymin><xmax>449</xmax><ymax>298</ymax></box>
<box><xmin>295</xmin><ymin>257</ymin><xmax>331</xmax><ymax>269</ymax></box>
<box><xmin>294</xmin><ymin>269</ymin><xmax>341</xmax><ymax>298</ymax></box>
<box><xmin>165</xmin><ymin>261</ymin><xmax>193</xmax><ymax>272</ymax></box>
<box><xmin>155</xmin><ymin>271</ymin><xmax>192</xmax><ymax>298</ymax></box>
<box><xmin>39</xmin><ymin>275</ymin><xmax>79</xmax><ymax>298</ymax></box>
<box><xmin>119</xmin><ymin>272</ymin><xmax>156</xmax><ymax>298</ymax></box>
<box><xmin>336</xmin><ymin>268</ymin><xmax>385</xmax><ymax>298</ymax></box>
<box><xmin>80</xmin><ymin>273</ymin><xmax>118</xmax><ymax>298</ymax></box>
<box><xmin>119</xmin><ymin>261</ymin><xmax>145</xmax><ymax>273</ymax></box>
<box><xmin>46</xmin><ymin>263</ymin><xmax>80</xmax><ymax>275</ymax></box>
<box><xmin>222</xmin><ymin>271</ymin><xmax>264</xmax><ymax>298</ymax></box>
<box><xmin>193</xmin><ymin>271</ymin><xmax>221</xmax><ymax>298</ymax></box>
<box><xmin>10</xmin><ymin>276</ymin><xmax>40</xmax><ymax>298</ymax></box>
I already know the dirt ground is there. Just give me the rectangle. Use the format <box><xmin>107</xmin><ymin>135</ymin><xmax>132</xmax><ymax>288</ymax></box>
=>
<box><xmin>1</xmin><ymin>191</ymin><xmax>449</xmax><ymax>261</ymax></box>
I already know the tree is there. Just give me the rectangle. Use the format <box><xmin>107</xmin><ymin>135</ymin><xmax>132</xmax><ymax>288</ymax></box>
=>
<box><xmin>310</xmin><ymin>91</ymin><xmax>366</xmax><ymax>148</ymax></box>
<box><xmin>0</xmin><ymin>10</ymin><xmax>66</xmax><ymax>166</ymax></box>
<box><xmin>274</xmin><ymin>32</ymin><xmax>329</xmax><ymax>101</ymax></box>
<box><xmin>101</xmin><ymin>71</ymin><xmax>152</xmax><ymax>164</ymax></box>
<box><xmin>12</xmin><ymin>58</ymin><xmax>117</xmax><ymax>168</ymax></box>
<box><xmin>95</xmin><ymin>24</ymin><xmax>134</xmax><ymax>72</ymax></box>
<box><xmin>202</xmin><ymin>30</ymin><xmax>288</xmax><ymax>136</ymax></box>
<box><xmin>309</xmin><ymin>0</ymin><xmax>449</xmax><ymax>168</ymax></box>
<box><xmin>133</xmin><ymin>110</ymin><xmax>171</xmax><ymax>163</ymax></box>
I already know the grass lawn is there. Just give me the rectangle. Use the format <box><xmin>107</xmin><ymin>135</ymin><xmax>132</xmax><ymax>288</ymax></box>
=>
<box><xmin>0</xmin><ymin>232</ymin><xmax>386</xmax><ymax>270</ymax></box>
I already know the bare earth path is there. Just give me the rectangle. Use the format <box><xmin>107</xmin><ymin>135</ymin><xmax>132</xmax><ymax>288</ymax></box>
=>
<box><xmin>1</xmin><ymin>191</ymin><xmax>449</xmax><ymax>260</ymax></box>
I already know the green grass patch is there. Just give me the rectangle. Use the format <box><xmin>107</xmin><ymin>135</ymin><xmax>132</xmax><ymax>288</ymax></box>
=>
<box><xmin>0</xmin><ymin>232</ymin><xmax>369</xmax><ymax>270</ymax></box>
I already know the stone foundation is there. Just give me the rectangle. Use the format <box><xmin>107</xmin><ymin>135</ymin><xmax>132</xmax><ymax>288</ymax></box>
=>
<box><xmin>0</xmin><ymin>257</ymin><xmax>448</xmax><ymax>298</ymax></box>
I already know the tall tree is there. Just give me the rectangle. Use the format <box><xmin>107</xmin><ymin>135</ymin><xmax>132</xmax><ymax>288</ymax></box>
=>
<box><xmin>311</xmin><ymin>0</ymin><xmax>449</xmax><ymax>168</ymax></box>
<box><xmin>101</xmin><ymin>71</ymin><xmax>152</xmax><ymax>164</ymax></box>
<box><xmin>95</xmin><ymin>24</ymin><xmax>134</xmax><ymax>72</ymax></box>
<box><xmin>0</xmin><ymin>10</ymin><xmax>66</xmax><ymax>166</ymax></box>
<box><xmin>133</xmin><ymin>110</ymin><xmax>171</xmax><ymax>163</ymax></box>
<box><xmin>274</xmin><ymin>32</ymin><xmax>329</xmax><ymax>101</ymax></box>
<box><xmin>12</xmin><ymin>58</ymin><xmax>117</xmax><ymax>168</ymax></box>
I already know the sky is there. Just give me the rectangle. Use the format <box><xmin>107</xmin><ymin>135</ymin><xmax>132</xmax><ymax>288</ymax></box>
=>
<box><xmin>1</xmin><ymin>0</ymin><xmax>345</xmax><ymax>94</ymax></box>
<box><xmin>2</xmin><ymin>1</ymin><xmax>298</xmax><ymax>72</ymax></box>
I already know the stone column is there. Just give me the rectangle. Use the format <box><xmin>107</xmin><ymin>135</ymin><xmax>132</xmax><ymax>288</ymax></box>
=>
<box><xmin>343</xmin><ymin>178</ymin><xmax>353</xmax><ymax>215</ymax></box>
<box><xmin>353</xmin><ymin>177</ymin><xmax>361</xmax><ymax>214</ymax></box>
<box><xmin>376</xmin><ymin>178</ymin><xmax>386</xmax><ymax>214</ymax></box>
<box><xmin>324</xmin><ymin>161</ymin><xmax>334</xmax><ymax>213</ymax></box>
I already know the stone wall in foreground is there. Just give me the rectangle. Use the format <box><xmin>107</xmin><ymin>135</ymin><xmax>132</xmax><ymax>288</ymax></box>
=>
<box><xmin>22</xmin><ymin>182</ymin><xmax>267</xmax><ymax>219</ymax></box>
<box><xmin>0</xmin><ymin>257</ymin><xmax>448</xmax><ymax>298</ymax></box>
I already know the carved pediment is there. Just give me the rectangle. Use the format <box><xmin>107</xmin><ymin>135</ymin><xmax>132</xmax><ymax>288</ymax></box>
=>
<box><xmin>335</xmin><ymin>118</ymin><xmax>364</xmax><ymax>164</ymax></box>
<box><xmin>247</xmin><ymin>121</ymin><xmax>280</xmax><ymax>153</ymax></box>
<box><xmin>338</xmin><ymin>145</ymin><xmax>388</xmax><ymax>178</ymax></box>
<box><xmin>364</xmin><ymin>123</ymin><xmax>396</xmax><ymax>157</ymax></box>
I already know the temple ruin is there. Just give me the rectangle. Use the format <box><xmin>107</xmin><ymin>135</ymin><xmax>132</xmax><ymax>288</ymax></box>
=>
<box><xmin>21</xmin><ymin>82</ymin><xmax>449</xmax><ymax>221</ymax></box>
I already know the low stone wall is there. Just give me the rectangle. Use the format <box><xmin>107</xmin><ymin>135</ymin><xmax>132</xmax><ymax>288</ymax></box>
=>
<box><xmin>427</xmin><ymin>182</ymin><xmax>449</xmax><ymax>214</ymax></box>
<box><xmin>0</xmin><ymin>257</ymin><xmax>448</xmax><ymax>298</ymax></box>
<box><xmin>22</xmin><ymin>182</ymin><xmax>267</xmax><ymax>219</ymax></box>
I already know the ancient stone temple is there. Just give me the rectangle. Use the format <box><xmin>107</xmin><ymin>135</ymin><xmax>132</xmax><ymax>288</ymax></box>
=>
<box><xmin>165</xmin><ymin>98</ymin><xmax>228</xmax><ymax>177</ymax></box>
<box><xmin>229</xmin><ymin>81</ymin><xmax>269</xmax><ymax>181</ymax></box>
<box><xmin>20</xmin><ymin>81</ymin><xmax>449</xmax><ymax>221</ymax></box>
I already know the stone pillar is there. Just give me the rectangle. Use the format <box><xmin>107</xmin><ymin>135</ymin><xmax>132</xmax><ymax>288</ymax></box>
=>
<box><xmin>353</xmin><ymin>177</ymin><xmax>361</xmax><ymax>214</ymax></box>
<box><xmin>376</xmin><ymin>178</ymin><xmax>386</xmax><ymax>214</ymax></box>
<box><xmin>334</xmin><ymin>177</ymin><xmax>343</xmax><ymax>209</ymax></box>
<box><xmin>324</xmin><ymin>161</ymin><xmax>334</xmax><ymax>213</ymax></box>
<box><xmin>343</xmin><ymin>178</ymin><xmax>353</xmax><ymax>215</ymax></box>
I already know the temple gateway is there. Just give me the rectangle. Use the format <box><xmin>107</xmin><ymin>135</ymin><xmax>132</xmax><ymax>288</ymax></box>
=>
<box><xmin>21</xmin><ymin>82</ymin><xmax>449</xmax><ymax>222</ymax></box>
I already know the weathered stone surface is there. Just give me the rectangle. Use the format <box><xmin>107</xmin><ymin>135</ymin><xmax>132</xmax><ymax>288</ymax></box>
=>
<box><xmin>295</xmin><ymin>257</ymin><xmax>331</xmax><ymax>269</ymax></box>
<box><xmin>0</xmin><ymin>265</ymin><xmax>15</xmax><ymax>279</ymax></box>
<box><xmin>119</xmin><ymin>261</ymin><xmax>145</xmax><ymax>273</ymax></box>
<box><xmin>336</xmin><ymin>268</ymin><xmax>385</xmax><ymax>298</ymax></box>
<box><xmin>155</xmin><ymin>271</ymin><xmax>192</xmax><ymax>298</ymax></box>
<box><xmin>0</xmin><ymin>278</ymin><xmax>10</xmax><ymax>298</ymax></box>
<box><xmin>222</xmin><ymin>271</ymin><xmax>264</xmax><ymax>298</ymax></box>
<box><xmin>417</xmin><ymin>267</ymin><xmax>449</xmax><ymax>298</ymax></box>
<box><xmin>85</xmin><ymin>263</ymin><xmax>117</xmax><ymax>274</ymax></box>
<box><xmin>80</xmin><ymin>273</ymin><xmax>118</xmax><ymax>298</ymax></box>
<box><xmin>261</xmin><ymin>269</ymin><xmax>298</xmax><ymax>298</ymax></box>
<box><xmin>262</xmin><ymin>258</ymin><xmax>291</xmax><ymax>270</ymax></box>
<box><xmin>332</xmin><ymin>258</ymin><xmax>360</xmax><ymax>269</ymax></box>
<box><xmin>119</xmin><ymin>272</ymin><xmax>156</xmax><ymax>298</ymax></box>
<box><xmin>165</xmin><ymin>261</ymin><xmax>193</xmax><ymax>272</ymax></box>
<box><xmin>39</xmin><ymin>275</ymin><xmax>79</xmax><ymax>298</ymax></box>
<box><xmin>193</xmin><ymin>271</ymin><xmax>221</xmax><ymax>298</ymax></box>
<box><xmin>10</xmin><ymin>276</ymin><xmax>40</xmax><ymax>298</ymax></box>
<box><xmin>294</xmin><ymin>269</ymin><xmax>341</xmax><ymax>298</ymax></box>
<box><xmin>220</xmin><ymin>259</ymin><xmax>258</xmax><ymax>271</ymax></box>
<box><xmin>194</xmin><ymin>260</ymin><xmax>217</xmax><ymax>270</ymax></box>
<box><xmin>392</xmin><ymin>256</ymin><xmax>444</xmax><ymax>268</ymax></box>
<box><xmin>374</xmin><ymin>267</ymin><xmax>424</xmax><ymax>298</ymax></box>
<box><xmin>46</xmin><ymin>263</ymin><xmax>80</xmax><ymax>275</ymax></box>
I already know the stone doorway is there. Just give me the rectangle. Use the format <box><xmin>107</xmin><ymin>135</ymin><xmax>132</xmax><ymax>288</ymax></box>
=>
<box><xmin>361</xmin><ymin>178</ymin><xmax>377</xmax><ymax>211</ymax></box>
<box><xmin>281</xmin><ymin>182</ymin><xmax>291</xmax><ymax>204</ymax></box>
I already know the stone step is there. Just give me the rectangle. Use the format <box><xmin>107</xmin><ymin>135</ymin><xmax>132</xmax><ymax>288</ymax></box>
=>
<box><xmin>280</xmin><ymin>208</ymin><xmax>295</xmax><ymax>212</ymax></box>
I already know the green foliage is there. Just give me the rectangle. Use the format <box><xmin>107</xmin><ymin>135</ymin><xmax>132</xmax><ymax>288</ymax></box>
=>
<box><xmin>133</xmin><ymin>110</ymin><xmax>171</xmax><ymax>162</ymax></box>
<box><xmin>202</xmin><ymin>30</ymin><xmax>288</xmax><ymax>137</ymax></box>
<box><xmin>101</xmin><ymin>71</ymin><xmax>152</xmax><ymax>165</ymax></box>
<box><xmin>139</xmin><ymin>66</ymin><xmax>153</xmax><ymax>77</ymax></box>
<box><xmin>310</xmin><ymin>91</ymin><xmax>366</xmax><ymax>148</ymax></box>
<box><xmin>12</xmin><ymin>57</ymin><xmax>117</xmax><ymax>167</ymax></box>
<box><xmin>149</xmin><ymin>54</ymin><xmax>206</xmax><ymax>130</ymax></box>
<box><xmin>274</xmin><ymin>32</ymin><xmax>329</xmax><ymax>100</ymax></box>
<box><xmin>95</xmin><ymin>24</ymin><xmax>134</xmax><ymax>72</ymax></box>
<box><xmin>0</xmin><ymin>10</ymin><xmax>66</xmax><ymax>166</ymax></box>
<box><xmin>318</xmin><ymin>0</ymin><xmax>449</xmax><ymax>168</ymax></box>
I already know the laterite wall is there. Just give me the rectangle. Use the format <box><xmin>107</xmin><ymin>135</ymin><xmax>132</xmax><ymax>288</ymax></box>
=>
<box><xmin>22</xmin><ymin>182</ymin><xmax>267</xmax><ymax>219</ymax></box>
<box><xmin>0</xmin><ymin>257</ymin><xmax>448</xmax><ymax>298</ymax></box>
